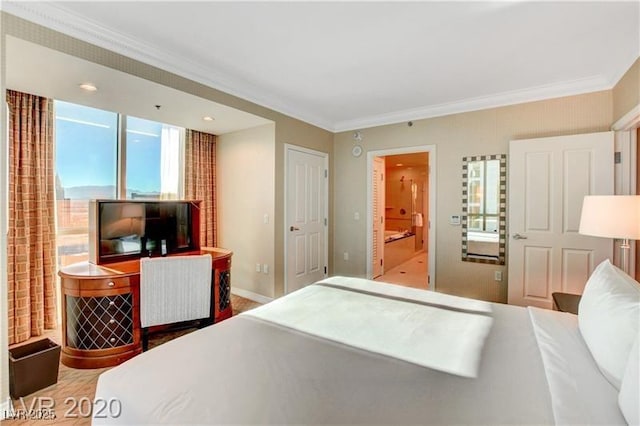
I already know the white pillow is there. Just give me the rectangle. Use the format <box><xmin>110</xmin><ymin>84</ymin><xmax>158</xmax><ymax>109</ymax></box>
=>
<box><xmin>578</xmin><ymin>259</ymin><xmax>640</xmax><ymax>389</ymax></box>
<box><xmin>619</xmin><ymin>337</ymin><xmax>639</xmax><ymax>425</ymax></box>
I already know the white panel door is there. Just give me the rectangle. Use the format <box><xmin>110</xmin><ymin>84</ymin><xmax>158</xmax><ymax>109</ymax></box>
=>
<box><xmin>372</xmin><ymin>157</ymin><xmax>385</xmax><ymax>278</ymax></box>
<box><xmin>508</xmin><ymin>132</ymin><xmax>614</xmax><ymax>308</ymax></box>
<box><xmin>286</xmin><ymin>146</ymin><xmax>327</xmax><ymax>293</ymax></box>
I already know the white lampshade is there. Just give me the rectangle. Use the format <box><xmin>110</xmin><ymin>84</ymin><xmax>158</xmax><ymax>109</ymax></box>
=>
<box><xmin>579</xmin><ymin>195</ymin><xmax>640</xmax><ymax>240</ymax></box>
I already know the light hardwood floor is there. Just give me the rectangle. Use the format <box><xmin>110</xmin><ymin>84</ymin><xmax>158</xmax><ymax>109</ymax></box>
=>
<box><xmin>2</xmin><ymin>295</ymin><xmax>261</xmax><ymax>426</ymax></box>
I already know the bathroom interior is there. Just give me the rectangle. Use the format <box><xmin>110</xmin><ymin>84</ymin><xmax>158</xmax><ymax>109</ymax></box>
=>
<box><xmin>376</xmin><ymin>152</ymin><xmax>429</xmax><ymax>288</ymax></box>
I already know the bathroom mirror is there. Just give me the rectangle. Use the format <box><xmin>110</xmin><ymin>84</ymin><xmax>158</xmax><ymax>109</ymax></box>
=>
<box><xmin>461</xmin><ymin>154</ymin><xmax>506</xmax><ymax>265</ymax></box>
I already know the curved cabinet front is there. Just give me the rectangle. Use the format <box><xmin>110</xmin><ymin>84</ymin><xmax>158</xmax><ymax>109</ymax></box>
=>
<box><xmin>59</xmin><ymin>266</ymin><xmax>141</xmax><ymax>369</ymax></box>
<box><xmin>59</xmin><ymin>248</ymin><xmax>232</xmax><ymax>369</ymax></box>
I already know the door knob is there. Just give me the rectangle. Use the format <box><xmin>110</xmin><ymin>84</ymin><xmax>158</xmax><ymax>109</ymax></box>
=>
<box><xmin>290</xmin><ymin>226</ymin><xmax>300</xmax><ymax>231</ymax></box>
<box><xmin>513</xmin><ymin>233</ymin><xmax>528</xmax><ymax>240</ymax></box>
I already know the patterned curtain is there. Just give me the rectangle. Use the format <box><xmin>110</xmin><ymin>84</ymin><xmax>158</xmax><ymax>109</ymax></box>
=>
<box><xmin>184</xmin><ymin>129</ymin><xmax>217</xmax><ymax>247</ymax></box>
<box><xmin>7</xmin><ymin>90</ymin><xmax>57</xmax><ymax>345</ymax></box>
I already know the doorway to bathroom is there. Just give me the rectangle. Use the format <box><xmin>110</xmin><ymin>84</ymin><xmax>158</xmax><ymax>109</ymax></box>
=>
<box><xmin>366</xmin><ymin>145</ymin><xmax>436</xmax><ymax>290</ymax></box>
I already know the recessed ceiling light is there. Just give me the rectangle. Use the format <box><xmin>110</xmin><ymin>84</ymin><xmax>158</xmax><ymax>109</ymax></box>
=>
<box><xmin>396</xmin><ymin>163</ymin><xmax>404</xmax><ymax>167</ymax></box>
<box><xmin>203</xmin><ymin>116</ymin><xmax>215</xmax><ymax>121</ymax></box>
<box><xmin>79</xmin><ymin>83</ymin><xmax>98</xmax><ymax>92</ymax></box>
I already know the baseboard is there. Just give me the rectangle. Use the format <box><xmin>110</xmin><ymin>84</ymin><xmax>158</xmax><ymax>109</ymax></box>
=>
<box><xmin>1</xmin><ymin>399</ymin><xmax>14</xmax><ymax>420</ymax></box>
<box><xmin>231</xmin><ymin>287</ymin><xmax>273</xmax><ymax>305</ymax></box>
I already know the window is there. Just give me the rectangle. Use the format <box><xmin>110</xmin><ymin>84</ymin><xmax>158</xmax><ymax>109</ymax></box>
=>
<box><xmin>126</xmin><ymin>116</ymin><xmax>183</xmax><ymax>199</ymax></box>
<box><xmin>54</xmin><ymin>101</ymin><xmax>184</xmax><ymax>267</ymax></box>
<box><xmin>55</xmin><ymin>102</ymin><xmax>118</xmax><ymax>267</ymax></box>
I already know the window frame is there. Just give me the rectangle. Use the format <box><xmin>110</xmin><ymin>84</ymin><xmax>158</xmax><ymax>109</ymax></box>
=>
<box><xmin>54</xmin><ymin>101</ymin><xmax>186</xmax><ymax>268</ymax></box>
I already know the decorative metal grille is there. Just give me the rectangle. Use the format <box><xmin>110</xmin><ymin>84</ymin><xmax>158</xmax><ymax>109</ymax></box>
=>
<box><xmin>219</xmin><ymin>270</ymin><xmax>231</xmax><ymax>312</ymax></box>
<box><xmin>66</xmin><ymin>294</ymin><xmax>134</xmax><ymax>350</ymax></box>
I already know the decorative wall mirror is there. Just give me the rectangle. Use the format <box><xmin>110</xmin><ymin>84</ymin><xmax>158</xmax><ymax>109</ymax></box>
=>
<box><xmin>462</xmin><ymin>154</ymin><xmax>507</xmax><ymax>265</ymax></box>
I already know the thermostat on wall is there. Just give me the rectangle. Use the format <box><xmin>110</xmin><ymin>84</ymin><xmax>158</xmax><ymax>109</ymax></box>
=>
<box><xmin>450</xmin><ymin>215</ymin><xmax>461</xmax><ymax>225</ymax></box>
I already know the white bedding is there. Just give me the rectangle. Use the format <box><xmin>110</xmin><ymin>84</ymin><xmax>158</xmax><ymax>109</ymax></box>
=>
<box><xmin>93</xmin><ymin>277</ymin><xmax>625</xmax><ymax>425</ymax></box>
<box><xmin>244</xmin><ymin>277</ymin><xmax>493</xmax><ymax>377</ymax></box>
<box><xmin>528</xmin><ymin>307</ymin><xmax>625</xmax><ymax>425</ymax></box>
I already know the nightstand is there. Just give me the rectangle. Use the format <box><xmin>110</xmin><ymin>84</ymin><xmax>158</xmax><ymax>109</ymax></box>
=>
<box><xmin>552</xmin><ymin>292</ymin><xmax>582</xmax><ymax>315</ymax></box>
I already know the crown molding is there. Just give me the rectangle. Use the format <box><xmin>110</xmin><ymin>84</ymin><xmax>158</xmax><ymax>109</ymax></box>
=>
<box><xmin>608</xmin><ymin>50</ymin><xmax>640</xmax><ymax>90</ymax></box>
<box><xmin>2</xmin><ymin>2</ymin><xmax>630</xmax><ymax>134</ymax></box>
<box><xmin>333</xmin><ymin>75</ymin><xmax>612</xmax><ymax>132</ymax></box>
<box><xmin>612</xmin><ymin>103</ymin><xmax>640</xmax><ymax>131</ymax></box>
<box><xmin>1</xmin><ymin>1</ymin><xmax>335</xmax><ymax>132</ymax></box>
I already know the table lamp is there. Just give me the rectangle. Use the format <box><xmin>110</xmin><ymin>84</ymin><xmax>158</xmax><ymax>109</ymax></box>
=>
<box><xmin>579</xmin><ymin>195</ymin><xmax>640</xmax><ymax>274</ymax></box>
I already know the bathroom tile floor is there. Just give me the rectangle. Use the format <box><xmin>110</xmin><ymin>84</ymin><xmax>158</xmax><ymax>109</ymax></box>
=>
<box><xmin>375</xmin><ymin>251</ymin><xmax>429</xmax><ymax>289</ymax></box>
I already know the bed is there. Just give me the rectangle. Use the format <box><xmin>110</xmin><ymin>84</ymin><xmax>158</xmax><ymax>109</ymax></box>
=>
<box><xmin>93</xmin><ymin>260</ymin><xmax>639</xmax><ymax>425</ymax></box>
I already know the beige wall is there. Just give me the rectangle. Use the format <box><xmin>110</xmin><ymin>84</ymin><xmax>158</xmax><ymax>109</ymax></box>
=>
<box><xmin>273</xmin><ymin>117</ymin><xmax>334</xmax><ymax>296</ymax></box>
<box><xmin>613</xmin><ymin>58</ymin><xmax>640</xmax><ymax>123</ymax></box>
<box><xmin>333</xmin><ymin>91</ymin><xmax>613</xmax><ymax>303</ymax></box>
<box><xmin>218</xmin><ymin>124</ymin><xmax>276</xmax><ymax>299</ymax></box>
<box><xmin>0</xmin><ymin>12</ymin><xmax>334</xmax><ymax>300</ymax></box>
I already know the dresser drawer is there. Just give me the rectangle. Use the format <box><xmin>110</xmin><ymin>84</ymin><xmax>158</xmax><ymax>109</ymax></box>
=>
<box><xmin>64</xmin><ymin>277</ymin><xmax>131</xmax><ymax>292</ymax></box>
<box><xmin>213</xmin><ymin>256</ymin><xmax>232</xmax><ymax>270</ymax></box>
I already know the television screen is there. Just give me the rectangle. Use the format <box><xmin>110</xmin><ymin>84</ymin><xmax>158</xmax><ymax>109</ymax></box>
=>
<box><xmin>98</xmin><ymin>201</ymin><xmax>192</xmax><ymax>259</ymax></box>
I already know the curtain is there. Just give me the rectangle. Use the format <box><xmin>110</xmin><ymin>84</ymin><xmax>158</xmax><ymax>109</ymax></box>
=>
<box><xmin>7</xmin><ymin>90</ymin><xmax>57</xmax><ymax>345</ymax></box>
<box><xmin>159</xmin><ymin>125</ymin><xmax>182</xmax><ymax>199</ymax></box>
<box><xmin>184</xmin><ymin>129</ymin><xmax>217</xmax><ymax>247</ymax></box>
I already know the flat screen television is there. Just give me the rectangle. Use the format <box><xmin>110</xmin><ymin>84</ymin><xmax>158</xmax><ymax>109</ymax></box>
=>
<box><xmin>89</xmin><ymin>200</ymin><xmax>201</xmax><ymax>264</ymax></box>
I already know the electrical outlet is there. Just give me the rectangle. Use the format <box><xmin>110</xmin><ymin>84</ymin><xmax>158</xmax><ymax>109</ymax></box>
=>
<box><xmin>256</xmin><ymin>263</ymin><xmax>261</xmax><ymax>272</ymax></box>
<box><xmin>263</xmin><ymin>264</ymin><xmax>269</xmax><ymax>274</ymax></box>
<box><xmin>354</xmin><ymin>212</ymin><xmax>360</xmax><ymax>221</ymax></box>
<box><xmin>494</xmin><ymin>271</ymin><xmax>502</xmax><ymax>282</ymax></box>
<box><xmin>343</xmin><ymin>252</ymin><xmax>349</xmax><ymax>261</ymax></box>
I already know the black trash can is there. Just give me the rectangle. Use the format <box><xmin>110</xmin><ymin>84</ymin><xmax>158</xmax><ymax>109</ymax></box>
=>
<box><xmin>9</xmin><ymin>338</ymin><xmax>61</xmax><ymax>398</ymax></box>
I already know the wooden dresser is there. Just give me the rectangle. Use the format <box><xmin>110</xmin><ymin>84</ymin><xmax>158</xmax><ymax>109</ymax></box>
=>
<box><xmin>58</xmin><ymin>248</ymin><xmax>232</xmax><ymax>369</ymax></box>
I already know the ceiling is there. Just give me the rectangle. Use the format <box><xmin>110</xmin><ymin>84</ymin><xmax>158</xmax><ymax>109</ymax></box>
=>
<box><xmin>3</xmin><ymin>1</ymin><xmax>639</xmax><ymax>133</ymax></box>
<box><xmin>5</xmin><ymin>37</ymin><xmax>272</xmax><ymax>135</ymax></box>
